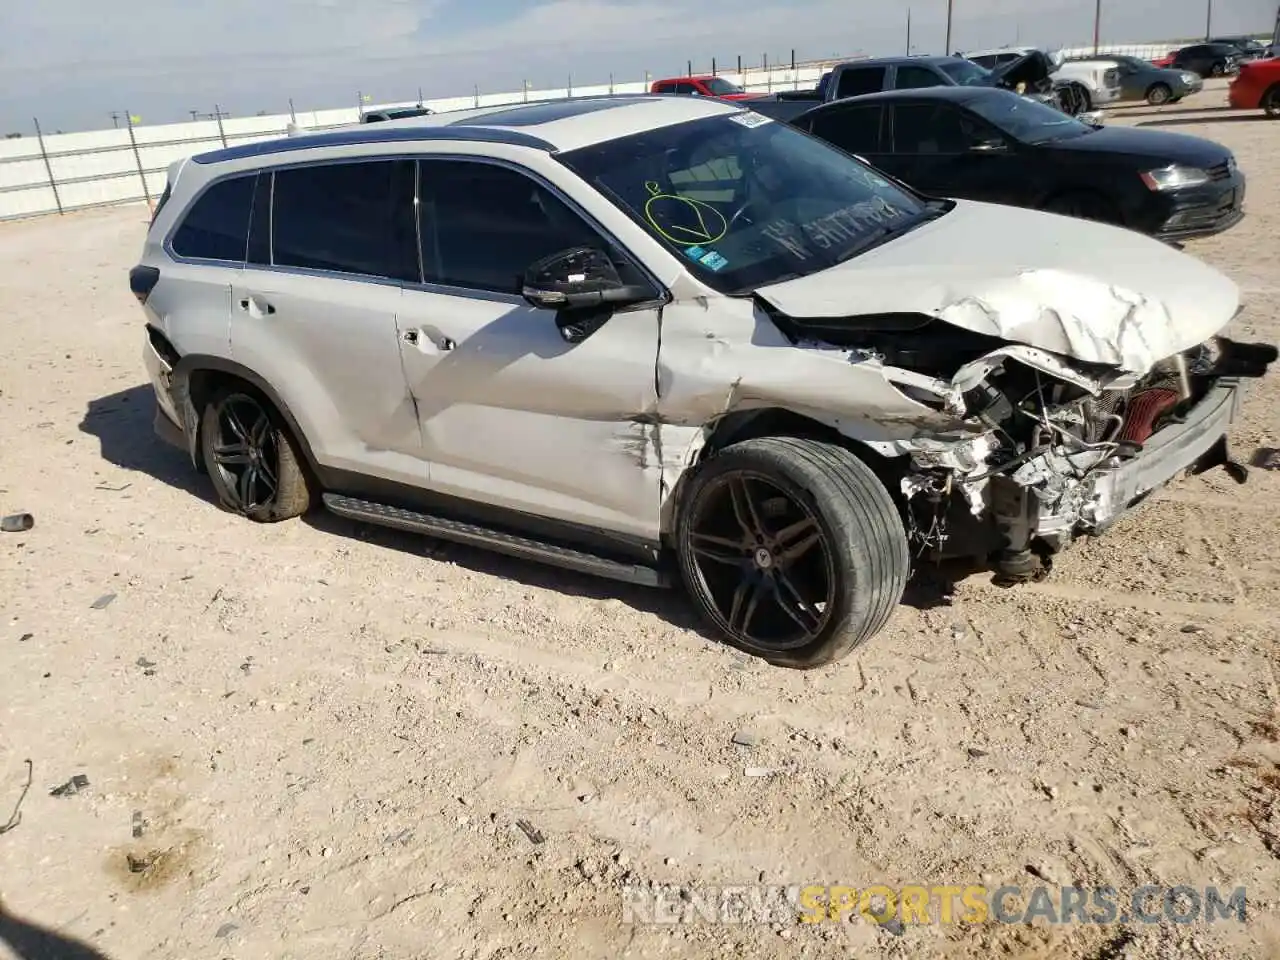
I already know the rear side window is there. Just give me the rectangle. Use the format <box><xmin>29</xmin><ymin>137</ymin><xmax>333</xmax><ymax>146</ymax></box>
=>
<box><xmin>809</xmin><ymin>105</ymin><xmax>884</xmax><ymax>154</ymax></box>
<box><xmin>835</xmin><ymin>67</ymin><xmax>886</xmax><ymax>99</ymax></box>
<box><xmin>170</xmin><ymin>174</ymin><xmax>255</xmax><ymax>262</ymax></box>
<box><xmin>270</xmin><ymin>160</ymin><xmax>418</xmax><ymax>280</ymax></box>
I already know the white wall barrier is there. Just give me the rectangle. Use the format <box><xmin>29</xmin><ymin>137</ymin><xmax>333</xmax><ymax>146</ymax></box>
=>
<box><xmin>0</xmin><ymin>63</ymin><xmax>836</xmax><ymax>222</ymax></box>
<box><xmin>0</xmin><ymin>38</ymin><xmax>1190</xmax><ymax>222</ymax></box>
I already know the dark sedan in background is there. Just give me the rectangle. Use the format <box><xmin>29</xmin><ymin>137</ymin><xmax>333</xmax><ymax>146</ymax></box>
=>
<box><xmin>758</xmin><ymin>87</ymin><xmax>1245</xmax><ymax>242</ymax></box>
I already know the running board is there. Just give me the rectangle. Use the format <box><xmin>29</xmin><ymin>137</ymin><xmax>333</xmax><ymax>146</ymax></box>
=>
<box><xmin>322</xmin><ymin>494</ymin><xmax>668</xmax><ymax>588</ymax></box>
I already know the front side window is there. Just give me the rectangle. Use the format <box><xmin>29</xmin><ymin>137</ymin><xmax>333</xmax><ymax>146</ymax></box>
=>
<box><xmin>892</xmin><ymin>103</ymin><xmax>982</xmax><ymax>153</ymax></box>
<box><xmin>939</xmin><ymin>59</ymin><xmax>995</xmax><ymax>85</ymax></box>
<box><xmin>558</xmin><ymin>113</ymin><xmax>937</xmax><ymax>295</ymax></box>
<box><xmin>964</xmin><ymin>90</ymin><xmax>1092</xmax><ymax>144</ymax></box>
<box><xmin>170</xmin><ymin>173</ymin><xmax>255</xmax><ymax>262</ymax></box>
<box><xmin>417</xmin><ymin>159</ymin><xmax>648</xmax><ymax>295</ymax></box>
<box><xmin>895</xmin><ymin>65</ymin><xmax>944</xmax><ymax>89</ymax></box>
<box><xmin>835</xmin><ymin>67</ymin><xmax>886</xmax><ymax>98</ymax></box>
<box><xmin>269</xmin><ymin>160</ymin><xmax>417</xmax><ymax>280</ymax></box>
<box><xmin>704</xmin><ymin>77</ymin><xmax>745</xmax><ymax>96</ymax></box>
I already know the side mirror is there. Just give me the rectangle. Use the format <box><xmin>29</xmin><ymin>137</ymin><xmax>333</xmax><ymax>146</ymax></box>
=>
<box><xmin>521</xmin><ymin>247</ymin><xmax>654</xmax><ymax>343</ymax></box>
<box><xmin>969</xmin><ymin>138</ymin><xmax>1008</xmax><ymax>153</ymax></box>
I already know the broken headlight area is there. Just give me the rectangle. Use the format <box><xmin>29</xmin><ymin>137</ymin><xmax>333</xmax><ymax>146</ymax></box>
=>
<box><xmin>898</xmin><ymin>336</ymin><xmax>1277</xmax><ymax>578</ymax></box>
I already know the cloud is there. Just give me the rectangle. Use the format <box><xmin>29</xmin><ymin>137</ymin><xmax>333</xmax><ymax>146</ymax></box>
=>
<box><xmin>2</xmin><ymin>0</ymin><xmax>433</xmax><ymax>73</ymax></box>
<box><xmin>1</xmin><ymin>0</ymin><xmax>1272</xmax><ymax>131</ymax></box>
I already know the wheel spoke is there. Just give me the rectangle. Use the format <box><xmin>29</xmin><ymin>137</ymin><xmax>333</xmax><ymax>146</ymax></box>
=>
<box><xmin>773</xmin><ymin>516</ymin><xmax>821</xmax><ymax>566</ymax></box>
<box><xmin>727</xmin><ymin>478</ymin><xmax>765</xmax><ymax>541</ymax></box>
<box><xmin>250</xmin><ymin>413</ymin><xmax>272</xmax><ymax>448</ymax></box>
<box><xmin>212</xmin><ymin>442</ymin><xmax>251</xmax><ymax>466</ymax></box>
<box><xmin>772</xmin><ymin>571</ymin><xmax>825</xmax><ymax>637</ymax></box>
<box><xmin>223</xmin><ymin>406</ymin><xmax>251</xmax><ymax>443</ymax></box>
<box><xmin>693</xmin><ymin>546</ymin><xmax>745</xmax><ymax>567</ymax></box>
<box><xmin>691</xmin><ymin>530</ymin><xmax>747</xmax><ymax>568</ymax></box>
<box><xmin>727</xmin><ymin>576</ymin><xmax>767</xmax><ymax>637</ymax></box>
<box><xmin>238</xmin><ymin>464</ymin><xmax>258</xmax><ymax>509</ymax></box>
<box><xmin>257</xmin><ymin>453</ymin><xmax>278</xmax><ymax>491</ymax></box>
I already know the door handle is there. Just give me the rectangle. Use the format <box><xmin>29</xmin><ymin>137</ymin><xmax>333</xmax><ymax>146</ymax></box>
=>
<box><xmin>238</xmin><ymin>296</ymin><xmax>275</xmax><ymax>317</ymax></box>
<box><xmin>402</xmin><ymin>329</ymin><xmax>454</xmax><ymax>352</ymax></box>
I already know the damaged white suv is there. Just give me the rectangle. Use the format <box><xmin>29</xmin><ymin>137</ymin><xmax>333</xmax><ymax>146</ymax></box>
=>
<box><xmin>132</xmin><ymin>95</ymin><xmax>1274</xmax><ymax>668</ymax></box>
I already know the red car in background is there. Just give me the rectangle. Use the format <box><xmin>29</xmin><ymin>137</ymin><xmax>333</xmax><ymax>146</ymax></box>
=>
<box><xmin>1151</xmin><ymin>52</ymin><xmax>1176</xmax><ymax>68</ymax></box>
<box><xmin>649</xmin><ymin>75</ymin><xmax>762</xmax><ymax>100</ymax></box>
<box><xmin>1229</xmin><ymin>57</ymin><xmax>1280</xmax><ymax>115</ymax></box>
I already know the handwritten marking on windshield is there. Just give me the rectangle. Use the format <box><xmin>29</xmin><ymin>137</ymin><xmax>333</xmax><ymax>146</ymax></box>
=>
<box><xmin>759</xmin><ymin>197</ymin><xmax>909</xmax><ymax>260</ymax></box>
<box><xmin>642</xmin><ymin>180</ymin><xmax>729</xmax><ymax>246</ymax></box>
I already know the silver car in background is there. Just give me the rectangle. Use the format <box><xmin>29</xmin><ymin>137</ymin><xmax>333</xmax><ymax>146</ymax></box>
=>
<box><xmin>1062</xmin><ymin>54</ymin><xmax>1203</xmax><ymax>105</ymax></box>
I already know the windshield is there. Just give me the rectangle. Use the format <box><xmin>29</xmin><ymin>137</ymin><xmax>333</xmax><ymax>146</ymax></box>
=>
<box><xmin>704</xmin><ymin>77</ymin><xmax>745</xmax><ymax>96</ymax></box>
<box><xmin>965</xmin><ymin>90</ymin><xmax>1092</xmax><ymax>144</ymax></box>
<box><xmin>557</xmin><ymin>113</ymin><xmax>937</xmax><ymax>294</ymax></box>
<box><xmin>939</xmin><ymin>59</ymin><xmax>994</xmax><ymax>85</ymax></box>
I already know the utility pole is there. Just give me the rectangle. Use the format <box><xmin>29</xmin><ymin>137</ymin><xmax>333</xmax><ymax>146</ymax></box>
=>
<box><xmin>944</xmin><ymin>0</ymin><xmax>954</xmax><ymax>54</ymax></box>
<box><xmin>108</xmin><ymin>111</ymin><xmax>122</xmax><ymax>128</ymax></box>
<box><xmin>1205</xmin><ymin>0</ymin><xmax>1213</xmax><ymax>39</ymax></box>
<box><xmin>906</xmin><ymin>7</ymin><xmax>912</xmax><ymax>54</ymax></box>
<box><xmin>1093</xmin><ymin>0</ymin><xmax>1102</xmax><ymax>54</ymax></box>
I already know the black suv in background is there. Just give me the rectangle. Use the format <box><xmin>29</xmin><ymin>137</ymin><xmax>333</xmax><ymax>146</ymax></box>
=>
<box><xmin>1169</xmin><ymin>43</ymin><xmax>1244</xmax><ymax>78</ymax></box>
<box><xmin>1209</xmin><ymin>36</ymin><xmax>1268</xmax><ymax>60</ymax></box>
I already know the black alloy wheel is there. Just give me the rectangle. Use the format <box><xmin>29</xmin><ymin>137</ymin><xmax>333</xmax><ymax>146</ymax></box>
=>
<box><xmin>200</xmin><ymin>385</ymin><xmax>314</xmax><ymax>522</ymax></box>
<box><xmin>685</xmin><ymin>471</ymin><xmax>835</xmax><ymax>651</ymax></box>
<box><xmin>675</xmin><ymin>436</ymin><xmax>910</xmax><ymax>669</ymax></box>
<box><xmin>210</xmin><ymin>393</ymin><xmax>280</xmax><ymax>511</ymax></box>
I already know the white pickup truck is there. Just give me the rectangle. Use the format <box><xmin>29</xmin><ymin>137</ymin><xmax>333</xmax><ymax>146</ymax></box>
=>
<box><xmin>964</xmin><ymin>47</ymin><xmax>1123</xmax><ymax>110</ymax></box>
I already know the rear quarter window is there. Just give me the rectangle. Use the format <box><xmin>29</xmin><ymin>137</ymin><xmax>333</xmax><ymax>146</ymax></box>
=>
<box><xmin>170</xmin><ymin>174</ymin><xmax>256</xmax><ymax>262</ymax></box>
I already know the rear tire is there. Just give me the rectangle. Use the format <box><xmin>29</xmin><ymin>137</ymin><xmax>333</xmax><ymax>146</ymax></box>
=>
<box><xmin>675</xmin><ymin>436</ymin><xmax>910</xmax><ymax>669</ymax></box>
<box><xmin>1042</xmin><ymin>190</ymin><xmax>1121</xmax><ymax>225</ymax></box>
<box><xmin>200</xmin><ymin>384</ymin><xmax>313</xmax><ymax>522</ymax></box>
<box><xmin>1146</xmin><ymin>82</ymin><xmax>1173</xmax><ymax>105</ymax></box>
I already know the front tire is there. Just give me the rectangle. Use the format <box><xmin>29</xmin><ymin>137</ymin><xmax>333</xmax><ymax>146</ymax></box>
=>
<box><xmin>1071</xmin><ymin>83</ymin><xmax>1093</xmax><ymax>113</ymax></box>
<box><xmin>200</xmin><ymin>385</ymin><xmax>313</xmax><ymax>522</ymax></box>
<box><xmin>675</xmin><ymin>437</ymin><xmax>909</xmax><ymax>669</ymax></box>
<box><xmin>1146</xmin><ymin>82</ymin><xmax>1172</xmax><ymax>105</ymax></box>
<box><xmin>1042</xmin><ymin>190</ymin><xmax>1121</xmax><ymax>225</ymax></box>
<box><xmin>1210</xmin><ymin>61</ymin><xmax>1225</xmax><ymax>77</ymax></box>
<box><xmin>1263</xmin><ymin>84</ymin><xmax>1280</xmax><ymax>118</ymax></box>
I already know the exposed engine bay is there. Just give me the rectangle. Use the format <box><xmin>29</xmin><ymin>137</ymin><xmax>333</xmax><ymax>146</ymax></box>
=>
<box><xmin>761</xmin><ymin>304</ymin><xmax>1278</xmax><ymax>581</ymax></box>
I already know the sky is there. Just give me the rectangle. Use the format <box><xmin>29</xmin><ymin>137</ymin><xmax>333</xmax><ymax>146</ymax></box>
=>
<box><xmin>2</xmin><ymin>0</ymin><xmax>1275</xmax><ymax>133</ymax></box>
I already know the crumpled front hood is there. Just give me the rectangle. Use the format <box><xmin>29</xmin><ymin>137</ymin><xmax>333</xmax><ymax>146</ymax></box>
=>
<box><xmin>755</xmin><ymin>199</ymin><xmax>1240</xmax><ymax>373</ymax></box>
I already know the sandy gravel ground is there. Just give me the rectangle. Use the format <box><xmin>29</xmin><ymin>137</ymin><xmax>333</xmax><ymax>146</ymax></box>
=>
<box><xmin>2</xmin><ymin>81</ymin><xmax>1280</xmax><ymax>960</ymax></box>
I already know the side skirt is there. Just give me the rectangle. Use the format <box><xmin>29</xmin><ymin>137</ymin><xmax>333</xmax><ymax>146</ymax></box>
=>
<box><xmin>322</xmin><ymin>493</ymin><xmax>670</xmax><ymax>588</ymax></box>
